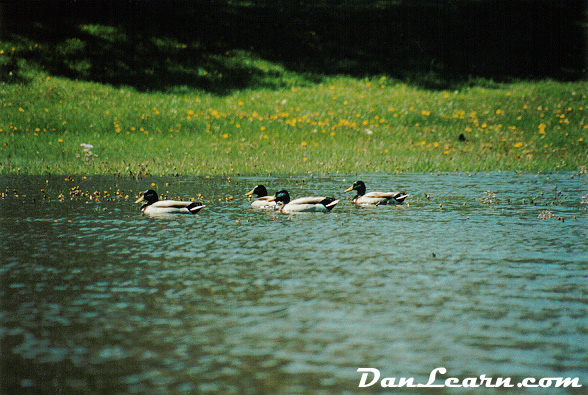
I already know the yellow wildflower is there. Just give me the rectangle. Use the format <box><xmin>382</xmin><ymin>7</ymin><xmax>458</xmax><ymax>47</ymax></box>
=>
<box><xmin>538</xmin><ymin>123</ymin><xmax>546</xmax><ymax>134</ymax></box>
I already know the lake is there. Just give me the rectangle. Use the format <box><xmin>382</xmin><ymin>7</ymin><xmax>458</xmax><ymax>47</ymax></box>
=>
<box><xmin>1</xmin><ymin>172</ymin><xmax>587</xmax><ymax>394</ymax></box>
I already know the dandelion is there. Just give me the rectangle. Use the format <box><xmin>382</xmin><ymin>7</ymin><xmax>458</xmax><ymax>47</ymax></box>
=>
<box><xmin>301</xmin><ymin>141</ymin><xmax>307</xmax><ymax>146</ymax></box>
<box><xmin>513</xmin><ymin>142</ymin><xmax>523</xmax><ymax>148</ymax></box>
<box><xmin>222</xmin><ymin>133</ymin><xmax>229</xmax><ymax>139</ymax></box>
<box><xmin>57</xmin><ymin>138</ymin><xmax>63</xmax><ymax>143</ymax></box>
<box><xmin>538</xmin><ymin>123</ymin><xmax>546</xmax><ymax>134</ymax></box>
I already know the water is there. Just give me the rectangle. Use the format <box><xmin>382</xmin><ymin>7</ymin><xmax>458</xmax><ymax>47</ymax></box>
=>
<box><xmin>1</xmin><ymin>172</ymin><xmax>587</xmax><ymax>394</ymax></box>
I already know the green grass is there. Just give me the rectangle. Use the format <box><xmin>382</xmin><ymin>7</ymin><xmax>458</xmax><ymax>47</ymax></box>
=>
<box><xmin>1</xmin><ymin>71</ymin><xmax>587</xmax><ymax>176</ymax></box>
<box><xmin>1</xmin><ymin>0</ymin><xmax>585</xmax><ymax>176</ymax></box>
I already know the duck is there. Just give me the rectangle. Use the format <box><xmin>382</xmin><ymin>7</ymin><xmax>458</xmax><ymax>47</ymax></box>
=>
<box><xmin>135</xmin><ymin>189</ymin><xmax>205</xmax><ymax>215</ymax></box>
<box><xmin>268</xmin><ymin>189</ymin><xmax>339</xmax><ymax>213</ymax></box>
<box><xmin>244</xmin><ymin>185</ymin><xmax>277</xmax><ymax>209</ymax></box>
<box><xmin>344</xmin><ymin>181</ymin><xmax>408</xmax><ymax>206</ymax></box>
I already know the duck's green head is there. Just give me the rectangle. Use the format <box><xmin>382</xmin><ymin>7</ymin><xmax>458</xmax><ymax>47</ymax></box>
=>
<box><xmin>245</xmin><ymin>185</ymin><xmax>268</xmax><ymax>198</ymax></box>
<box><xmin>344</xmin><ymin>181</ymin><xmax>366</xmax><ymax>195</ymax></box>
<box><xmin>135</xmin><ymin>189</ymin><xmax>159</xmax><ymax>204</ymax></box>
<box><xmin>272</xmin><ymin>190</ymin><xmax>291</xmax><ymax>204</ymax></box>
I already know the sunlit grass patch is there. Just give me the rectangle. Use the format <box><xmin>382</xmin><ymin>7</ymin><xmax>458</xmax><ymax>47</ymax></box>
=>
<box><xmin>1</xmin><ymin>73</ymin><xmax>587</xmax><ymax>176</ymax></box>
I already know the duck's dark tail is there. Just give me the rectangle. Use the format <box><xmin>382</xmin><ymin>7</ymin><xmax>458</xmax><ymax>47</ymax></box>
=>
<box><xmin>394</xmin><ymin>193</ymin><xmax>409</xmax><ymax>204</ymax></box>
<box><xmin>322</xmin><ymin>198</ymin><xmax>339</xmax><ymax>211</ymax></box>
<box><xmin>188</xmin><ymin>202</ymin><xmax>206</xmax><ymax>213</ymax></box>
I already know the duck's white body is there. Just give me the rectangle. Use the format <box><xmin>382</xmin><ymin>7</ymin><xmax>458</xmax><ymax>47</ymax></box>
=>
<box><xmin>250</xmin><ymin>197</ymin><xmax>277</xmax><ymax>209</ymax></box>
<box><xmin>271</xmin><ymin>190</ymin><xmax>339</xmax><ymax>213</ymax></box>
<box><xmin>345</xmin><ymin>181</ymin><xmax>408</xmax><ymax>206</ymax></box>
<box><xmin>280</xmin><ymin>196</ymin><xmax>339</xmax><ymax>213</ymax></box>
<box><xmin>141</xmin><ymin>200</ymin><xmax>206</xmax><ymax>215</ymax></box>
<box><xmin>245</xmin><ymin>185</ymin><xmax>277</xmax><ymax>209</ymax></box>
<box><xmin>135</xmin><ymin>190</ymin><xmax>205</xmax><ymax>215</ymax></box>
<box><xmin>353</xmin><ymin>191</ymin><xmax>408</xmax><ymax>206</ymax></box>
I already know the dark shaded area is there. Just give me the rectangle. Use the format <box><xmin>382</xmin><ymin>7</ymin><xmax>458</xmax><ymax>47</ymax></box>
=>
<box><xmin>1</xmin><ymin>0</ymin><xmax>586</xmax><ymax>92</ymax></box>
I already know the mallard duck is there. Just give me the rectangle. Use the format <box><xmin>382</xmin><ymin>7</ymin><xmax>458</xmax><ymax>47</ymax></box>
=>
<box><xmin>268</xmin><ymin>189</ymin><xmax>339</xmax><ymax>213</ymax></box>
<box><xmin>244</xmin><ymin>185</ymin><xmax>277</xmax><ymax>209</ymax></box>
<box><xmin>135</xmin><ymin>189</ymin><xmax>205</xmax><ymax>215</ymax></box>
<box><xmin>344</xmin><ymin>181</ymin><xmax>408</xmax><ymax>206</ymax></box>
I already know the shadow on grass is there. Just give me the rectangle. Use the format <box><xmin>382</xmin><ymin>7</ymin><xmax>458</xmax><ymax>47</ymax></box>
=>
<box><xmin>2</xmin><ymin>0</ymin><xmax>586</xmax><ymax>93</ymax></box>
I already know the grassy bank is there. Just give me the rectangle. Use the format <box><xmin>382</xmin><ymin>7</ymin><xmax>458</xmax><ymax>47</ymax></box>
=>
<box><xmin>1</xmin><ymin>73</ymin><xmax>586</xmax><ymax>176</ymax></box>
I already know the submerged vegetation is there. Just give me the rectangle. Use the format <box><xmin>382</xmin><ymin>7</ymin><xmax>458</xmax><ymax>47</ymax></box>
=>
<box><xmin>0</xmin><ymin>1</ymin><xmax>586</xmax><ymax>176</ymax></box>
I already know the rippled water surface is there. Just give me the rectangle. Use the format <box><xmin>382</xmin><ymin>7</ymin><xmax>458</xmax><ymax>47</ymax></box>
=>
<box><xmin>1</xmin><ymin>172</ymin><xmax>587</xmax><ymax>394</ymax></box>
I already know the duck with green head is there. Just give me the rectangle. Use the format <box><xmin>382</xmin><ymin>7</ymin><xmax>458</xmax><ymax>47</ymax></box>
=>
<box><xmin>135</xmin><ymin>189</ymin><xmax>205</xmax><ymax>215</ymax></box>
<box><xmin>244</xmin><ymin>185</ymin><xmax>277</xmax><ymax>209</ymax></box>
<box><xmin>268</xmin><ymin>190</ymin><xmax>339</xmax><ymax>213</ymax></box>
<box><xmin>344</xmin><ymin>181</ymin><xmax>408</xmax><ymax>206</ymax></box>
